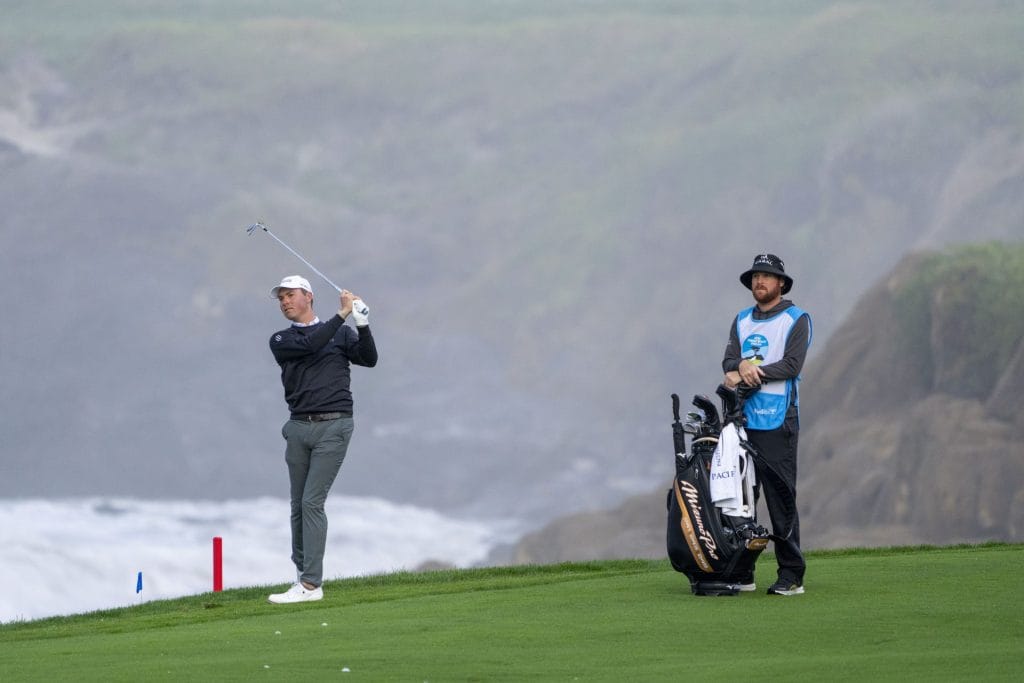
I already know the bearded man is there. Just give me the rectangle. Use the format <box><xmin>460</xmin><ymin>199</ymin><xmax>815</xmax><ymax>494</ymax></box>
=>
<box><xmin>722</xmin><ymin>254</ymin><xmax>812</xmax><ymax>596</ymax></box>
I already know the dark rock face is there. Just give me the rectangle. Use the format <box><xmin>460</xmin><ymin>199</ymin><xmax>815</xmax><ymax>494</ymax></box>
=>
<box><xmin>497</xmin><ymin>249</ymin><xmax>1024</xmax><ymax>563</ymax></box>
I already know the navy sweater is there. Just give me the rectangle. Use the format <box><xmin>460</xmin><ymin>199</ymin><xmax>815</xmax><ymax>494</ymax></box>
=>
<box><xmin>269</xmin><ymin>314</ymin><xmax>378</xmax><ymax>416</ymax></box>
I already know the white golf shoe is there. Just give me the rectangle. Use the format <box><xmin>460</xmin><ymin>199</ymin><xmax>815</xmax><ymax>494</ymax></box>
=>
<box><xmin>268</xmin><ymin>582</ymin><xmax>323</xmax><ymax>604</ymax></box>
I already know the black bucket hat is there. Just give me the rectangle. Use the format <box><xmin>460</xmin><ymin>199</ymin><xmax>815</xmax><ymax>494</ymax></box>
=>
<box><xmin>740</xmin><ymin>253</ymin><xmax>793</xmax><ymax>294</ymax></box>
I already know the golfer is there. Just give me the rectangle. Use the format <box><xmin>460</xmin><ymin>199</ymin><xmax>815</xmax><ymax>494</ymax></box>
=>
<box><xmin>722</xmin><ymin>254</ymin><xmax>811</xmax><ymax>596</ymax></box>
<box><xmin>266</xmin><ymin>275</ymin><xmax>378</xmax><ymax>604</ymax></box>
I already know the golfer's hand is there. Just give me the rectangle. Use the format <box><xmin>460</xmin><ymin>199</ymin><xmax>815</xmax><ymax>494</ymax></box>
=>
<box><xmin>339</xmin><ymin>290</ymin><xmax>355</xmax><ymax>319</ymax></box>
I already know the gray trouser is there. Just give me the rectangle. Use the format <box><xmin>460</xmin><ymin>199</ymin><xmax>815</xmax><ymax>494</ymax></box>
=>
<box><xmin>282</xmin><ymin>416</ymin><xmax>354</xmax><ymax>588</ymax></box>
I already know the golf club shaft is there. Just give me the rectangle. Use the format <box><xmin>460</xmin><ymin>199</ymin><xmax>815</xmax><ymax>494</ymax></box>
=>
<box><xmin>261</xmin><ymin>227</ymin><xmax>343</xmax><ymax>293</ymax></box>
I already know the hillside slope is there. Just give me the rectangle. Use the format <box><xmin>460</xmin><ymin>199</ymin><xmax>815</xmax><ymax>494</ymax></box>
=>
<box><xmin>1</xmin><ymin>2</ymin><xmax>1022</xmax><ymax>527</ymax></box>
<box><xmin>800</xmin><ymin>243</ymin><xmax>1024</xmax><ymax>547</ymax></box>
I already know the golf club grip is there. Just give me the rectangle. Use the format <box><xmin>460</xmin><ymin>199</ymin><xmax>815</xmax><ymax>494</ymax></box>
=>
<box><xmin>671</xmin><ymin>393</ymin><xmax>681</xmax><ymax>422</ymax></box>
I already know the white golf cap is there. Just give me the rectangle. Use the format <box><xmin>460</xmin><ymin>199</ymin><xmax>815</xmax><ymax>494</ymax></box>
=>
<box><xmin>270</xmin><ymin>275</ymin><xmax>313</xmax><ymax>298</ymax></box>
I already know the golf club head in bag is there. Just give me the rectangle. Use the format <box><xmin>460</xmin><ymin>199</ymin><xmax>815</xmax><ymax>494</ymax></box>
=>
<box><xmin>691</xmin><ymin>394</ymin><xmax>721</xmax><ymax>433</ymax></box>
<box><xmin>716</xmin><ymin>382</ymin><xmax>762</xmax><ymax>426</ymax></box>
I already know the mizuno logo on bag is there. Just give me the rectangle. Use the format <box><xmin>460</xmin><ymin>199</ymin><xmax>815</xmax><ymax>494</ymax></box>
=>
<box><xmin>674</xmin><ymin>479</ymin><xmax>718</xmax><ymax>568</ymax></box>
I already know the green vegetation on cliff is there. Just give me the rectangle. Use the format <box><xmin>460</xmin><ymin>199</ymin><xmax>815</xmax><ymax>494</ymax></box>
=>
<box><xmin>894</xmin><ymin>242</ymin><xmax>1024</xmax><ymax>398</ymax></box>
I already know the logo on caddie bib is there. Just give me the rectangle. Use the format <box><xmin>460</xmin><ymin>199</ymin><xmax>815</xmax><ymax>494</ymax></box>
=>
<box><xmin>742</xmin><ymin>334</ymin><xmax>768</xmax><ymax>365</ymax></box>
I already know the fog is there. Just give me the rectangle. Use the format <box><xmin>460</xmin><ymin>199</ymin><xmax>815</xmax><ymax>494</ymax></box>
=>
<box><xmin>2</xmin><ymin>2</ymin><xmax>1021</xmax><ymax>537</ymax></box>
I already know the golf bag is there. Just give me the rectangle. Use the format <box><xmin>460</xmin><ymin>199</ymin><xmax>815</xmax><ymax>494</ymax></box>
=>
<box><xmin>665</xmin><ymin>384</ymin><xmax>796</xmax><ymax>596</ymax></box>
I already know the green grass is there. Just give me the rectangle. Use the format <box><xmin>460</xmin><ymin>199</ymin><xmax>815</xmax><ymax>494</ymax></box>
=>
<box><xmin>2</xmin><ymin>544</ymin><xmax>1022</xmax><ymax>681</ymax></box>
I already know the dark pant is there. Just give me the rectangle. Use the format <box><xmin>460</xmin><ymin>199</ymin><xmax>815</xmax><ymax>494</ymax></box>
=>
<box><xmin>746</xmin><ymin>419</ymin><xmax>805</xmax><ymax>583</ymax></box>
<box><xmin>282</xmin><ymin>416</ymin><xmax>355</xmax><ymax>588</ymax></box>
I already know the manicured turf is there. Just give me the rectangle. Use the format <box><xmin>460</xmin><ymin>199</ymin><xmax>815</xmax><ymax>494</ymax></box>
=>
<box><xmin>2</xmin><ymin>544</ymin><xmax>1021</xmax><ymax>681</ymax></box>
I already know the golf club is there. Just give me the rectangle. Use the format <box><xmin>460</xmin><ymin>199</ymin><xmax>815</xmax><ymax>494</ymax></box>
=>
<box><xmin>246</xmin><ymin>221</ymin><xmax>342</xmax><ymax>293</ymax></box>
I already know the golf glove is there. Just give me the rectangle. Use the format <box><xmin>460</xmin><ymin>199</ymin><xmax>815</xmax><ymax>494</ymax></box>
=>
<box><xmin>351</xmin><ymin>299</ymin><xmax>370</xmax><ymax>327</ymax></box>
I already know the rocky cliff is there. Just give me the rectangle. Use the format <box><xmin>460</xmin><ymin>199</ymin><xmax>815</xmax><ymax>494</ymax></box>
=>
<box><xmin>493</xmin><ymin>243</ymin><xmax>1024</xmax><ymax>563</ymax></box>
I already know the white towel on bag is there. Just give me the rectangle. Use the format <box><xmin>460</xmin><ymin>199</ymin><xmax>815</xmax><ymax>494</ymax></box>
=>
<box><xmin>710</xmin><ymin>423</ymin><xmax>752</xmax><ymax>517</ymax></box>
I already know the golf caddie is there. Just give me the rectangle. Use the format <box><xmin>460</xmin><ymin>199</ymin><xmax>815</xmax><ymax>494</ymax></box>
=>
<box><xmin>722</xmin><ymin>254</ymin><xmax>811</xmax><ymax>596</ymax></box>
<box><xmin>266</xmin><ymin>275</ymin><xmax>378</xmax><ymax>604</ymax></box>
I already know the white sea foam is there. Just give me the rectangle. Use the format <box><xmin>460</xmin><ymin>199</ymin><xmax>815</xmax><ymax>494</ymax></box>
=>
<box><xmin>0</xmin><ymin>496</ymin><xmax>520</xmax><ymax>623</ymax></box>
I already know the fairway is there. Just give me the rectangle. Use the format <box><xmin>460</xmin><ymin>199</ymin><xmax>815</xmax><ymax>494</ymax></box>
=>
<box><xmin>2</xmin><ymin>544</ymin><xmax>1021</xmax><ymax>681</ymax></box>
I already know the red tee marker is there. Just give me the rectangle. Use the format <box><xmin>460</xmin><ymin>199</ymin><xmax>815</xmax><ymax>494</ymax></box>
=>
<box><xmin>213</xmin><ymin>536</ymin><xmax>223</xmax><ymax>592</ymax></box>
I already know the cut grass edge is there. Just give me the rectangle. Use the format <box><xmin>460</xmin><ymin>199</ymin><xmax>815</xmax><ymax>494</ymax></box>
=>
<box><xmin>3</xmin><ymin>540</ymin><xmax>1019</xmax><ymax>637</ymax></box>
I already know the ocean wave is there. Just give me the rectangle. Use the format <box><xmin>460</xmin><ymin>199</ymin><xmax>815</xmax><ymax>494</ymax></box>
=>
<box><xmin>0</xmin><ymin>496</ymin><xmax>521</xmax><ymax>623</ymax></box>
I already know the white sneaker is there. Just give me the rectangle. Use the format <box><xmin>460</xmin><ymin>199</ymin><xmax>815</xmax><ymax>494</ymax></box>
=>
<box><xmin>268</xmin><ymin>582</ymin><xmax>323</xmax><ymax>604</ymax></box>
<box><xmin>767</xmin><ymin>579</ymin><xmax>805</xmax><ymax>596</ymax></box>
<box><xmin>737</xmin><ymin>582</ymin><xmax>757</xmax><ymax>592</ymax></box>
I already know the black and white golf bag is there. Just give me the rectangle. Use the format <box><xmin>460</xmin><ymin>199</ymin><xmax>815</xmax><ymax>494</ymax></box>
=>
<box><xmin>665</xmin><ymin>385</ymin><xmax>795</xmax><ymax>596</ymax></box>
